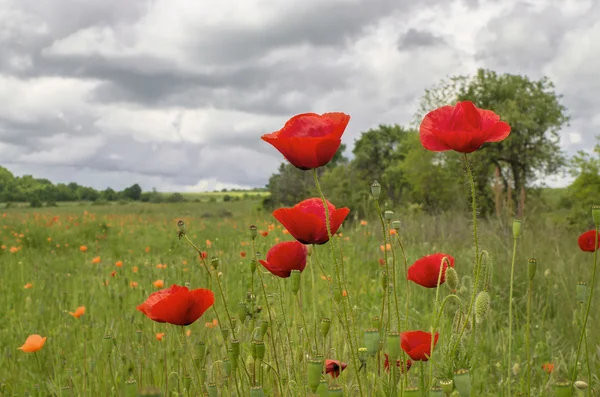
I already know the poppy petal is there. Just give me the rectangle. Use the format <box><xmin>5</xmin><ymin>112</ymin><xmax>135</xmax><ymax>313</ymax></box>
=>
<box><xmin>184</xmin><ymin>288</ymin><xmax>215</xmax><ymax>325</ymax></box>
<box><xmin>146</xmin><ymin>289</ymin><xmax>194</xmax><ymax>326</ymax></box>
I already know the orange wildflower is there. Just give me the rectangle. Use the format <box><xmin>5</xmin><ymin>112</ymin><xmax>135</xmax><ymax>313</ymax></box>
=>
<box><xmin>155</xmin><ymin>333</ymin><xmax>165</xmax><ymax>341</ymax></box>
<box><xmin>206</xmin><ymin>240</ymin><xmax>212</xmax><ymax>248</ymax></box>
<box><xmin>111</xmin><ymin>271</ymin><xmax>117</xmax><ymax>277</ymax></box>
<box><xmin>115</xmin><ymin>260</ymin><xmax>123</xmax><ymax>268</ymax></box>
<box><xmin>47</xmin><ymin>237</ymin><xmax>52</xmax><ymax>242</ymax></box>
<box><xmin>10</xmin><ymin>246</ymin><xmax>19</xmax><ymax>253</ymax></box>
<box><xmin>360</xmin><ymin>220</ymin><xmax>368</xmax><ymax>226</ymax></box>
<box><xmin>205</xmin><ymin>318</ymin><xmax>218</xmax><ymax>328</ymax></box>
<box><xmin>240</xmin><ymin>251</ymin><xmax>247</xmax><ymax>258</ymax></box>
<box><xmin>145</xmin><ymin>246</ymin><xmax>151</xmax><ymax>253</ymax></box>
<box><xmin>132</xmin><ymin>266</ymin><xmax>139</xmax><ymax>273</ymax></box>
<box><xmin>156</xmin><ymin>264</ymin><xmax>167</xmax><ymax>269</ymax></box>
<box><xmin>92</xmin><ymin>256</ymin><xmax>101</xmax><ymax>264</ymax></box>
<box><xmin>69</xmin><ymin>306</ymin><xmax>86</xmax><ymax>318</ymax></box>
<box><xmin>24</xmin><ymin>283</ymin><xmax>33</xmax><ymax>289</ymax></box>
<box><xmin>130</xmin><ymin>281</ymin><xmax>138</xmax><ymax>288</ymax></box>
<box><xmin>186</xmin><ymin>330</ymin><xmax>192</xmax><ymax>337</ymax></box>
<box><xmin>153</xmin><ymin>280</ymin><xmax>164</xmax><ymax>288</ymax></box>
<box><xmin>18</xmin><ymin>334</ymin><xmax>47</xmax><ymax>353</ymax></box>
<box><xmin>80</xmin><ymin>245</ymin><xmax>88</xmax><ymax>252</ymax></box>
<box><xmin>542</xmin><ymin>362</ymin><xmax>554</xmax><ymax>374</ymax></box>
<box><xmin>380</xmin><ymin>244</ymin><xmax>392</xmax><ymax>252</ymax></box>
<box><xmin>389</xmin><ymin>229</ymin><xmax>397</xmax><ymax>235</ymax></box>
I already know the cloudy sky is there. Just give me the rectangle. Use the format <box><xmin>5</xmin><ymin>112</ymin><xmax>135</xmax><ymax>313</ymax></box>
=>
<box><xmin>0</xmin><ymin>0</ymin><xmax>597</xmax><ymax>192</ymax></box>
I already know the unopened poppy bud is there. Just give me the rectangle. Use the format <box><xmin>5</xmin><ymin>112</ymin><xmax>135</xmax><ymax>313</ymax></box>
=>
<box><xmin>593</xmin><ymin>206</ymin><xmax>600</xmax><ymax>227</ymax></box>
<box><xmin>231</xmin><ymin>339</ymin><xmax>240</xmax><ymax>356</ymax></box>
<box><xmin>392</xmin><ymin>220</ymin><xmax>401</xmax><ymax>231</ymax></box>
<box><xmin>260</xmin><ymin>320</ymin><xmax>269</xmax><ymax>338</ymax></box>
<box><xmin>227</xmin><ymin>348</ymin><xmax>238</xmax><ymax>371</ymax></box>
<box><xmin>512</xmin><ymin>219</ymin><xmax>522</xmax><ymax>239</ymax></box>
<box><xmin>103</xmin><ymin>335</ymin><xmax>114</xmax><ymax>356</ymax></box>
<box><xmin>250</xmin><ymin>259</ymin><xmax>257</xmax><ymax>274</ymax></box>
<box><xmin>210</xmin><ymin>257</ymin><xmax>219</xmax><ymax>270</ymax></box>
<box><xmin>440</xmin><ymin>379</ymin><xmax>454</xmax><ymax>394</ymax></box>
<box><xmin>320</xmin><ymin>317</ymin><xmax>331</xmax><ymax>338</ymax></box>
<box><xmin>475</xmin><ymin>291</ymin><xmax>491</xmax><ymax>324</ymax></box>
<box><xmin>371</xmin><ymin>316</ymin><xmax>380</xmax><ymax>329</ymax></box>
<box><xmin>364</xmin><ymin>328</ymin><xmax>380</xmax><ymax>356</ymax></box>
<box><xmin>453</xmin><ymin>369</ymin><xmax>471</xmax><ymax>397</ymax></box>
<box><xmin>384</xmin><ymin>210</ymin><xmax>394</xmax><ymax>221</ymax></box>
<box><xmin>291</xmin><ymin>269</ymin><xmax>301</xmax><ymax>294</ymax></box>
<box><xmin>576</xmin><ymin>282</ymin><xmax>587</xmax><ymax>304</ymax></box>
<box><xmin>386</xmin><ymin>332</ymin><xmax>400</xmax><ymax>359</ymax></box>
<box><xmin>381</xmin><ymin>271</ymin><xmax>388</xmax><ymax>290</ymax></box>
<box><xmin>528</xmin><ymin>258</ymin><xmax>537</xmax><ymax>281</ymax></box>
<box><xmin>358</xmin><ymin>347</ymin><xmax>367</xmax><ymax>362</ymax></box>
<box><xmin>307</xmin><ymin>358</ymin><xmax>324</xmax><ymax>392</ymax></box>
<box><xmin>249</xmin><ymin>386</ymin><xmax>265</xmax><ymax>397</ymax></box>
<box><xmin>445</xmin><ymin>267</ymin><xmax>459</xmax><ymax>291</ymax></box>
<box><xmin>574</xmin><ymin>380</ymin><xmax>588</xmax><ymax>390</ymax></box>
<box><xmin>249</xmin><ymin>225</ymin><xmax>258</xmax><ymax>240</ymax></box>
<box><xmin>333</xmin><ymin>288</ymin><xmax>342</xmax><ymax>304</ymax></box>
<box><xmin>237</xmin><ymin>302</ymin><xmax>247</xmax><ymax>322</ymax></box>
<box><xmin>177</xmin><ymin>220</ymin><xmax>185</xmax><ymax>232</ymax></box>
<box><xmin>371</xmin><ymin>180</ymin><xmax>382</xmax><ymax>199</ymax></box>
<box><xmin>197</xmin><ymin>341</ymin><xmax>206</xmax><ymax>360</ymax></box>
<box><xmin>221</xmin><ymin>328</ymin><xmax>229</xmax><ymax>340</ymax></box>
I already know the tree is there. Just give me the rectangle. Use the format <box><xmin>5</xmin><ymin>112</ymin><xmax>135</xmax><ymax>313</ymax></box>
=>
<box><xmin>416</xmin><ymin>69</ymin><xmax>570</xmax><ymax>215</ymax></box>
<box><xmin>121</xmin><ymin>184</ymin><xmax>143</xmax><ymax>201</ymax></box>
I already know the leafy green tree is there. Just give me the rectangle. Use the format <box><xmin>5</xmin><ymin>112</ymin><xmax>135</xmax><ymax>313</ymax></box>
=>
<box><xmin>121</xmin><ymin>184</ymin><xmax>143</xmax><ymax>201</ymax></box>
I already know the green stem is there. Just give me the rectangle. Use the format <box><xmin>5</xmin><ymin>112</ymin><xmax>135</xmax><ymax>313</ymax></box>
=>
<box><xmin>394</xmin><ymin>235</ymin><xmax>411</xmax><ymax>330</ymax></box>
<box><xmin>506</xmin><ymin>235</ymin><xmax>518</xmax><ymax>396</ymax></box>
<box><xmin>374</xmin><ymin>199</ymin><xmax>393</xmax><ymax>332</ymax></box>
<box><xmin>312</xmin><ymin>168</ymin><xmax>364</xmax><ymax>397</ymax></box>
<box><xmin>297</xmin><ymin>293</ymin><xmax>315</xmax><ymax>354</ymax></box>
<box><xmin>419</xmin><ymin>361</ymin><xmax>426</xmax><ymax>397</ymax></box>
<box><xmin>571</xmin><ymin>224</ymin><xmax>599</xmax><ymax>391</ymax></box>
<box><xmin>526</xmin><ymin>279</ymin><xmax>532</xmax><ymax>397</ymax></box>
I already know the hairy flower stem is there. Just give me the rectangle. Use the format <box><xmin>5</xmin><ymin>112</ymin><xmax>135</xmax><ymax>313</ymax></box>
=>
<box><xmin>526</xmin><ymin>278</ymin><xmax>532</xmax><ymax>397</ymax></box>
<box><xmin>375</xmin><ymin>199</ymin><xmax>396</xmax><ymax>331</ymax></box>
<box><xmin>506</xmin><ymin>233</ymin><xmax>518</xmax><ymax>396</ymax></box>
<box><xmin>276</xmin><ymin>278</ymin><xmax>297</xmax><ymax>381</ymax></box>
<box><xmin>394</xmin><ymin>235</ymin><xmax>410</xmax><ymax>330</ymax></box>
<box><xmin>313</xmin><ymin>168</ymin><xmax>365</xmax><ymax>397</ymax></box>
<box><xmin>572</xmin><ymin>224</ymin><xmax>599</xmax><ymax>392</ymax></box>
<box><xmin>252</xmin><ymin>240</ymin><xmax>287</xmax><ymax>396</ymax></box>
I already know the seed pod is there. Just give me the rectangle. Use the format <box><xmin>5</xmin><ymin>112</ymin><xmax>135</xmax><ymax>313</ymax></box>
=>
<box><xmin>453</xmin><ymin>369</ymin><xmax>471</xmax><ymax>397</ymax></box>
<box><xmin>364</xmin><ymin>328</ymin><xmax>380</xmax><ymax>356</ymax></box>
<box><xmin>512</xmin><ymin>219</ymin><xmax>522</xmax><ymax>239</ymax></box>
<box><xmin>320</xmin><ymin>318</ymin><xmax>331</xmax><ymax>338</ymax></box>
<box><xmin>576</xmin><ymin>282</ymin><xmax>587</xmax><ymax>304</ymax></box>
<box><xmin>249</xmin><ymin>225</ymin><xmax>258</xmax><ymax>240</ymax></box>
<box><xmin>392</xmin><ymin>220</ymin><xmax>401</xmax><ymax>232</ymax></box>
<box><xmin>439</xmin><ymin>379</ymin><xmax>454</xmax><ymax>394</ymax></box>
<box><xmin>386</xmin><ymin>332</ymin><xmax>400</xmax><ymax>360</ymax></box>
<box><xmin>445</xmin><ymin>267</ymin><xmax>459</xmax><ymax>291</ymax></box>
<box><xmin>291</xmin><ymin>269</ymin><xmax>301</xmax><ymax>294</ymax></box>
<box><xmin>307</xmin><ymin>358</ymin><xmax>324</xmax><ymax>393</ymax></box>
<box><xmin>249</xmin><ymin>386</ymin><xmax>265</xmax><ymax>397</ymax></box>
<box><xmin>371</xmin><ymin>180</ymin><xmax>382</xmax><ymax>199</ymax></box>
<box><xmin>475</xmin><ymin>291</ymin><xmax>491</xmax><ymax>324</ymax></box>
<box><xmin>210</xmin><ymin>257</ymin><xmax>219</xmax><ymax>270</ymax></box>
<box><xmin>528</xmin><ymin>258</ymin><xmax>537</xmax><ymax>281</ymax></box>
<box><xmin>384</xmin><ymin>210</ymin><xmax>394</xmax><ymax>221</ymax></box>
<box><xmin>316</xmin><ymin>379</ymin><xmax>329</xmax><ymax>396</ymax></box>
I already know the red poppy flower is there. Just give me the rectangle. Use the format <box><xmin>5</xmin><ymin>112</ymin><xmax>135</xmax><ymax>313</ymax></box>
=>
<box><xmin>261</xmin><ymin>112</ymin><xmax>351</xmax><ymax>170</ymax></box>
<box><xmin>578</xmin><ymin>230</ymin><xmax>599</xmax><ymax>252</ymax></box>
<box><xmin>259</xmin><ymin>241</ymin><xmax>307</xmax><ymax>278</ymax></box>
<box><xmin>400</xmin><ymin>330</ymin><xmax>439</xmax><ymax>361</ymax></box>
<box><xmin>407</xmin><ymin>253</ymin><xmax>455</xmax><ymax>288</ymax></box>
<box><xmin>384</xmin><ymin>354</ymin><xmax>412</xmax><ymax>373</ymax></box>
<box><xmin>273</xmin><ymin>198</ymin><xmax>349</xmax><ymax>245</ymax></box>
<box><xmin>419</xmin><ymin>101</ymin><xmax>511</xmax><ymax>153</ymax></box>
<box><xmin>137</xmin><ymin>284</ymin><xmax>214</xmax><ymax>326</ymax></box>
<box><xmin>324</xmin><ymin>359</ymin><xmax>347</xmax><ymax>378</ymax></box>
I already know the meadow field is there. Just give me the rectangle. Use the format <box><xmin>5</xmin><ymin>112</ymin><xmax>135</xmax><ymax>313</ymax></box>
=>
<box><xmin>1</xmin><ymin>196</ymin><xmax>597</xmax><ymax>396</ymax></box>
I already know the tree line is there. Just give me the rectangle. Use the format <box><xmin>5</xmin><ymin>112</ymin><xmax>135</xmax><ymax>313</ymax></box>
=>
<box><xmin>264</xmin><ymin>69</ymin><xmax>597</xmax><ymax>226</ymax></box>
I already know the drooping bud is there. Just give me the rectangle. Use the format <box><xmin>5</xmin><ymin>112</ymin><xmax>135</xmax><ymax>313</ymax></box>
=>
<box><xmin>384</xmin><ymin>210</ymin><xmax>394</xmax><ymax>221</ymax></box>
<box><xmin>576</xmin><ymin>282</ymin><xmax>587</xmax><ymax>304</ymax></box>
<box><xmin>445</xmin><ymin>267</ymin><xmax>459</xmax><ymax>291</ymax></box>
<box><xmin>308</xmin><ymin>358</ymin><xmax>324</xmax><ymax>392</ymax></box>
<box><xmin>528</xmin><ymin>258</ymin><xmax>537</xmax><ymax>281</ymax></box>
<box><xmin>371</xmin><ymin>180</ymin><xmax>382</xmax><ymax>199</ymax></box>
<box><xmin>320</xmin><ymin>318</ymin><xmax>331</xmax><ymax>338</ymax></box>
<box><xmin>210</xmin><ymin>257</ymin><xmax>219</xmax><ymax>270</ymax></box>
<box><xmin>512</xmin><ymin>220</ymin><xmax>522</xmax><ymax>239</ymax></box>
<box><xmin>291</xmin><ymin>269</ymin><xmax>301</xmax><ymax>295</ymax></box>
<box><xmin>453</xmin><ymin>369</ymin><xmax>471</xmax><ymax>397</ymax></box>
<box><xmin>249</xmin><ymin>225</ymin><xmax>258</xmax><ymax>240</ymax></box>
<box><xmin>475</xmin><ymin>291</ymin><xmax>491</xmax><ymax>324</ymax></box>
<box><xmin>592</xmin><ymin>206</ymin><xmax>600</xmax><ymax>227</ymax></box>
<box><xmin>386</xmin><ymin>332</ymin><xmax>400</xmax><ymax>360</ymax></box>
<box><xmin>364</xmin><ymin>328</ymin><xmax>380</xmax><ymax>356</ymax></box>
<box><xmin>392</xmin><ymin>220</ymin><xmax>401</xmax><ymax>232</ymax></box>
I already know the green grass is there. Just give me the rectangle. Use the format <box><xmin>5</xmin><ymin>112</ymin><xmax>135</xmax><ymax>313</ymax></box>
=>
<box><xmin>0</xmin><ymin>199</ymin><xmax>597</xmax><ymax>396</ymax></box>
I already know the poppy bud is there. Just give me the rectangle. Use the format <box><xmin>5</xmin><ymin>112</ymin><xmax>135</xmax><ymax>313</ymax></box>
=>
<box><xmin>177</xmin><ymin>220</ymin><xmax>185</xmax><ymax>233</ymax></box>
<box><xmin>371</xmin><ymin>316</ymin><xmax>380</xmax><ymax>329</ymax></box>
<box><xmin>386</xmin><ymin>332</ymin><xmax>400</xmax><ymax>359</ymax></box>
<box><xmin>328</xmin><ymin>385</ymin><xmax>343</xmax><ymax>396</ymax></box>
<box><xmin>253</xmin><ymin>340</ymin><xmax>265</xmax><ymax>360</ymax></box>
<box><xmin>307</xmin><ymin>358</ymin><xmax>324</xmax><ymax>392</ymax></box>
<box><xmin>196</xmin><ymin>341</ymin><xmax>206</xmax><ymax>360</ymax></box>
<box><xmin>358</xmin><ymin>347</ymin><xmax>367</xmax><ymax>363</ymax></box>
<box><xmin>237</xmin><ymin>302</ymin><xmax>247</xmax><ymax>323</ymax></box>
<box><xmin>207</xmin><ymin>383</ymin><xmax>218</xmax><ymax>397</ymax></box>
<box><xmin>250</xmin><ymin>386</ymin><xmax>265</xmax><ymax>397</ymax></box>
<box><xmin>221</xmin><ymin>328</ymin><xmax>229</xmax><ymax>341</ymax></box>
<box><xmin>553</xmin><ymin>381</ymin><xmax>572</xmax><ymax>397</ymax></box>
<box><xmin>453</xmin><ymin>369</ymin><xmax>471</xmax><ymax>397</ymax></box>
<box><xmin>440</xmin><ymin>379</ymin><xmax>454</xmax><ymax>394</ymax></box>
<box><xmin>249</xmin><ymin>225</ymin><xmax>258</xmax><ymax>240</ymax></box>
<box><xmin>475</xmin><ymin>291</ymin><xmax>490</xmax><ymax>324</ymax></box>
<box><xmin>384</xmin><ymin>210</ymin><xmax>394</xmax><ymax>221</ymax></box>
<box><xmin>371</xmin><ymin>180</ymin><xmax>382</xmax><ymax>199</ymax></box>
<box><xmin>231</xmin><ymin>339</ymin><xmax>240</xmax><ymax>356</ymax></box>
<box><xmin>364</xmin><ymin>328</ymin><xmax>380</xmax><ymax>356</ymax></box>
<box><xmin>316</xmin><ymin>379</ymin><xmax>329</xmax><ymax>396</ymax></box>
<box><xmin>125</xmin><ymin>379</ymin><xmax>137</xmax><ymax>397</ymax></box>
<box><xmin>574</xmin><ymin>380</ymin><xmax>588</xmax><ymax>390</ymax></box>
<box><xmin>227</xmin><ymin>348</ymin><xmax>238</xmax><ymax>371</ymax></box>
<box><xmin>381</xmin><ymin>271</ymin><xmax>388</xmax><ymax>290</ymax></box>
<box><xmin>334</xmin><ymin>288</ymin><xmax>342</xmax><ymax>304</ymax></box>
<box><xmin>392</xmin><ymin>220</ymin><xmax>401</xmax><ymax>232</ymax></box>
<box><xmin>320</xmin><ymin>317</ymin><xmax>331</xmax><ymax>338</ymax></box>
<box><xmin>250</xmin><ymin>259</ymin><xmax>257</xmax><ymax>274</ymax></box>
<box><xmin>260</xmin><ymin>320</ymin><xmax>269</xmax><ymax>338</ymax></box>
<box><xmin>593</xmin><ymin>206</ymin><xmax>600</xmax><ymax>227</ymax></box>
<box><xmin>210</xmin><ymin>257</ymin><xmax>219</xmax><ymax>270</ymax></box>
<box><xmin>528</xmin><ymin>258</ymin><xmax>537</xmax><ymax>281</ymax></box>
<box><xmin>576</xmin><ymin>282</ymin><xmax>587</xmax><ymax>304</ymax></box>
<box><xmin>445</xmin><ymin>267</ymin><xmax>459</xmax><ymax>291</ymax></box>
<box><xmin>291</xmin><ymin>269</ymin><xmax>301</xmax><ymax>294</ymax></box>
<box><xmin>512</xmin><ymin>220</ymin><xmax>522</xmax><ymax>239</ymax></box>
